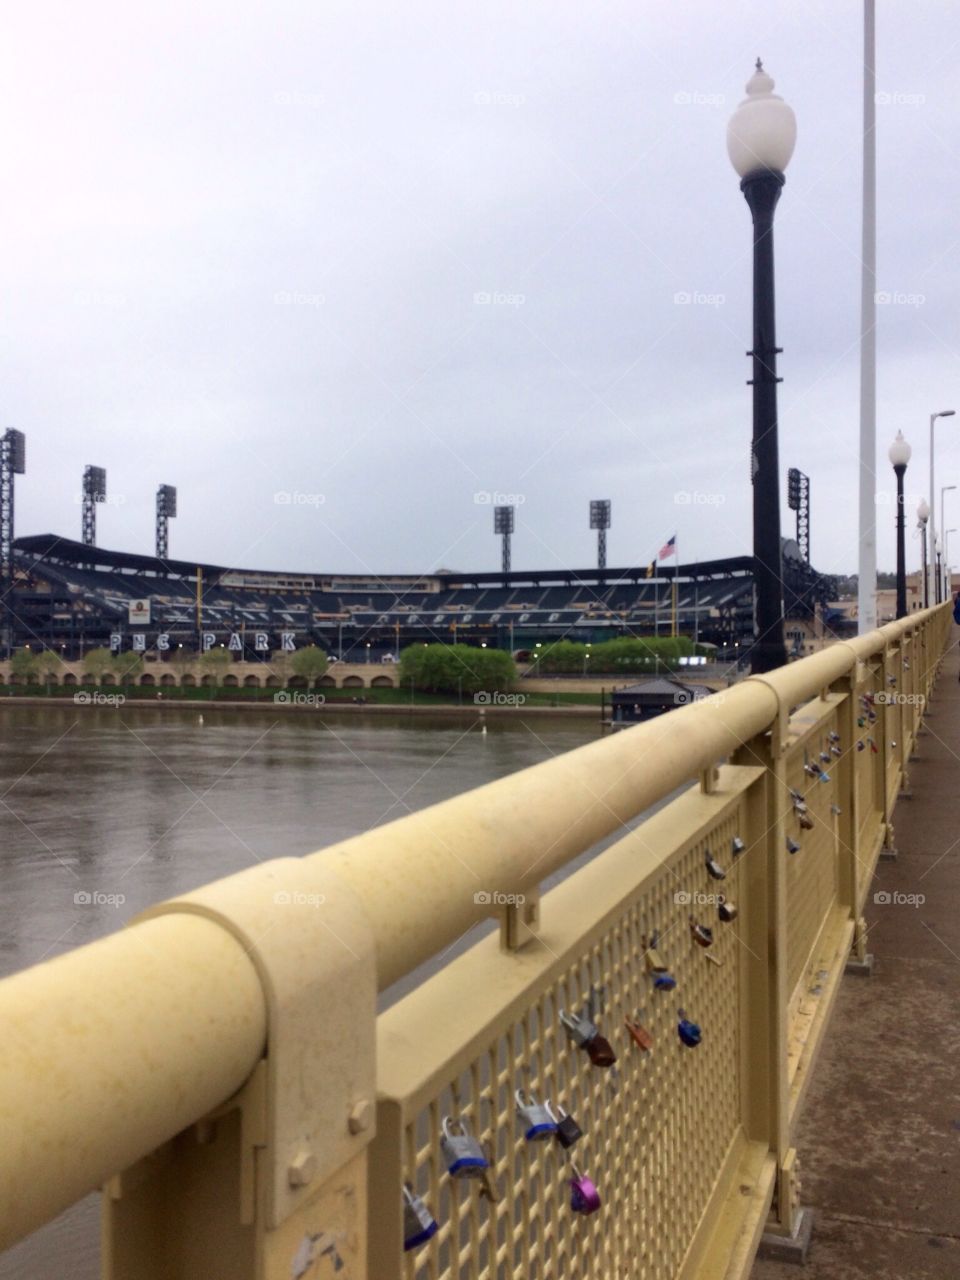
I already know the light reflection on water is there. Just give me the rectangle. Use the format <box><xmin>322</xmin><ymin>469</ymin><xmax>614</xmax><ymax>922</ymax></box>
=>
<box><xmin>0</xmin><ymin>704</ymin><xmax>600</xmax><ymax>1278</ymax></box>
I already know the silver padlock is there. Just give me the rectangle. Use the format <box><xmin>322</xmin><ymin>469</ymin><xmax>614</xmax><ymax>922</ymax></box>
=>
<box><xmin>515</xmin><ymin>1088</ymin><xmax>557</xmax><ymax>1142</ymax></box>
<box><xmin>704</xmin><ymin>850</ymin><xmax>726</xmax><ymax>880</ymax></box>
<box><xmin>440</xmin><ymin>1116</ymin><xmax>488</xmax><ymax>1179</ymax></box>
<box><xmin>559</xmin><ymin>1007</ymin><xmax>598</xmax><ymax>1047</ymax></box>
<box><xmin>731</xmin><ymin>835</ymin><xmax>746</xmax><ymax>857</ymax></box>
<box><xmin>403</xmin><ymin>1183</ymin><xmax>439</xmax><ymax>1252</ymax></box>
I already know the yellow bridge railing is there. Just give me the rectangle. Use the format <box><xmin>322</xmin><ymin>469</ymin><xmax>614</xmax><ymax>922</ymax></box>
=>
<box><xmin>0</xmin><ymin>604</ymin><xmax>950</xmax><ymax>1279</ymax></box>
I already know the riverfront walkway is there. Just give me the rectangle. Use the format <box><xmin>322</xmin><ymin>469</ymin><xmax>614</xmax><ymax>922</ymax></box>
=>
<box><xmin>751</xmin><ymin>637</ymin><xmax>960</xmax><ymax>1280</ymax></box>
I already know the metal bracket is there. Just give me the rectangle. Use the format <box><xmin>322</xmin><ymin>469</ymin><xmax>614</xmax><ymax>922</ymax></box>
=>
<box><xmin>500</xmin><ymin>890</ymin><xmax>541</xmax><ymax>951</ymax></box>
<box><xmin>103</xmin><ymin>857</ymin><xmax>378</xmax><ymax>1280</ymax></box>
<box><xmin>137</xmin><ymin>858</ymin><xmax>377</xmax><ymax>1227</ymax></box>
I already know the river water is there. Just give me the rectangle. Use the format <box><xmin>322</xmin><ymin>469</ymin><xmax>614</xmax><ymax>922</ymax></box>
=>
<box><xmin>0</xmin><ymin>703</ymin><xmax>601</xmax><ymax>1278</ymax></box>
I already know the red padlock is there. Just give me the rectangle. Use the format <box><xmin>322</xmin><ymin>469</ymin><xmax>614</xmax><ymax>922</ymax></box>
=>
<box><xmin>624</xmin><ymin>1015</ymin><xmax>654</xmax><ymax>1052</ymax></box>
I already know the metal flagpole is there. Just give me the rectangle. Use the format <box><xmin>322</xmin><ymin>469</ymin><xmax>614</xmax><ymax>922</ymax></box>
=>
<box><xmin>857</xmin><ymin>0</ymin><xmax>877</xmax><ymax>633</ymax></box>
<box><xmin>673</xmin><ymin>536</ymin><xmax>679</xmax><ymax>637</ymax></box>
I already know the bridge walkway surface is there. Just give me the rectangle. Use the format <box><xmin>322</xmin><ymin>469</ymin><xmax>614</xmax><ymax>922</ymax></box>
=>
<box><xmin>751</xmin><ymin>636</ymin><xmax>960</xmax><ymax>1280</ymax></box>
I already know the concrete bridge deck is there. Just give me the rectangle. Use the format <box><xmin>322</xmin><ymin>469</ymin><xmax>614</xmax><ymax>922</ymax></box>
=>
<box><xmin>752</xmin><ymin>640</ymin><xmax>960</xmax><ymax>1280</ymax></box>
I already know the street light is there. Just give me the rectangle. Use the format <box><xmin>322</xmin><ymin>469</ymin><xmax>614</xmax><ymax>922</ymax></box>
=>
<box><xmin>940</xmin><ymin>484</ymin><xmax>956</xmax><ymax>602</ymax></box>
<box><xmin>917</xmin><ymin>499</ymin><xmax>930</xmax><ymax>608</ymax></box>
<box><xmin>888</xmin><ymin>430</ymin><xmax>911</xmax><ymax>619</ymax></box>
<box><xmin>928</xmin><ymin>409</ymin><xmax>955</xmax><ymax>606</ymax></box>
<box><xmin>728</xmin><ymin>59</ymin><xmax>796</xmax><ymax>673</ymax></box>
<box><xmin>945</xmin><ymin>529</ymin><xmax>957</xmax><ymax>601</ymax></box>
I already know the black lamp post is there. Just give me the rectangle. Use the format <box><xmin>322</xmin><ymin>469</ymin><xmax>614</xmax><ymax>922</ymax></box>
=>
<box><xmin>728</xmin><ymin>60</ymin><xmax>796</xmax><ymax>674</ymax></box>
<box><xmin>889</xmin><ymin>431</ymin><xmax>911</xmax><ymax>619</ymax></box>
<box><xmin>918</xmin><ymin>499</ymin><xmax>930</xmax><ymax>609</ymax></box>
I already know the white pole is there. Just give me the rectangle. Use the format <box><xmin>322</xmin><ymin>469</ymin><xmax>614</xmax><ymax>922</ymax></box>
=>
<box><xmin>929</xmin><ymin>412</ymin><xmax>935</xmax><ymax>607</ymax></box>
<box><xmin>857</xmin><ymin>0</ymin><xmax>877</xmax><ymax>633</ymax></box>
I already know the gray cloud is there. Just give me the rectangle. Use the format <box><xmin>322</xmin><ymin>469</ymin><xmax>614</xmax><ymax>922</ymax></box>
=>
<box><xmin>4</xmin><ymin>1</ymin><xmax>959</xmax><ymax>577</ymax></box>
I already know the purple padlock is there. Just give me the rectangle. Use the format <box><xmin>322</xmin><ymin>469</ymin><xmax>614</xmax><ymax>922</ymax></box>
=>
<box><xmin>569</xmin><ymin>1166</ymin><xmax>601</xmax><ymax>1215</ymax></box>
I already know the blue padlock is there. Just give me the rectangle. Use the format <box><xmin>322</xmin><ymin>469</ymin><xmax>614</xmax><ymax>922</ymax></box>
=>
<box><xmin>441</xmin><ymin>1116</ymin><xmax>488</xmax><ymax>1180</ymax></box>
<box><xmin>515</xmin><ymin>1089</ymin><xmax>557</xmax><ymax>1142</ymax></box>
<box><xmin>403</xmin><ymin>1183</ymin><xmax>439</xmax><ymax>1251</ymax></box>
<box><xmin>677</xmin><ymin>1010</ymin><xmax>702</xmax><ymax>1048</ymax></box>
<box><xmin>653</xmin><ymin>971</ymin><xmax>677</xmax><ymax>990</ymax></box>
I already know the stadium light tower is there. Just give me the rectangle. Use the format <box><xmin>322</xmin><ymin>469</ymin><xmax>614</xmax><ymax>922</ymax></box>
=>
<box><xmin>728</xmin><ymin>58</ymin><xmax>795</xmax><ymax>674</ymax></box>
<box><xmin>494</xmin><ymin>505</ymin><xmax>514</xmax><ymax>573</ymax></box>
<box><xmin>156</xmin><ymin>484</ymin><xmax>177</xmax><ymax>559</ymax></box>
<box><xmin>786</xmin><ymin>468</ymin><xmax>810</xmax><ymax>561</ymax></box>
<box><xmin>82</xmin><ymin>466</ymin><xmax>107</xmax><ymax>546</ymax></box>
<box><xmin>1</xmin><ymin>428</ymin><xmax>26</xmax><ymax>657</ymax></box>
<box><xmin>590</xmin><ymin>499</ymin><xmax>611</xmax><ymax>570</ymax></box>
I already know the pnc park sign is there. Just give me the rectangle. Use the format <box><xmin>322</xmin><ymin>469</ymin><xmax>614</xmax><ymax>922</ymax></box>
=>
<box><xmin>110</xmin><ymin>632</ymin><xmax>300</xmax><ymax>654</ymax></box>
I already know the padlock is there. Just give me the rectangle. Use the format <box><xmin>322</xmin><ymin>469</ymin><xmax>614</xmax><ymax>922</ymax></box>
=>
<box><xmin>820</xmin><ymin>751</ymin><xmax>831</xmax><ymax>763</ymax></box>
<box><xmin>731</xmin><ymin>835</ymin><xmax>746</xmax><ymax>857</ymax></box>
<box><xmin>653</xmin><ymin>970</ymin><xmax>677</xmax><ymax>990</ymax></box>
<box><xmin>790</xmin><ymin>790</ymin><xmax>807</xmax><ymax>812</ymax></box>
<box><xmin>705</xmin><ymin>850</ymin><xmax>727</xmax><ymax>880</ymax></box>
<box><xmin>569</xmin><ymin>1166</ymin><xmax>602</xmax><ymax>1215</ymax></box>
<box><xmin>643</xmin><ymin>937</ymin><xmax>669</xmax><ymax>973</ymax></box>
<box><xmin>515</xmin><ymin>1089</ymin><xmax>557</xmax><ymax>1142</ymax></box>
<box><xmin>560</xmin><ymin>1008</ymin><xmax>617</xmax><ymax>1067</ymax></box>
<box><xmin>857</xmin><ymin>716</ymin><xmax>866</xmax><ymax>728</ymax></box>
<box><xmin>718</xmin><ymin>900</ymin><xmax>737</xmax><ymax>923</ymax></box>
<box><xmin>585</xmin><ymin>1033</ymin><xmax>617</xmax><ymax>1068</ymax></box>
<box><xmin>786</xmin><ymin>836</ymin><xmax>801</xmax><ymax>854</ymax></box>
<box><xmin>677</xmin><ymin>1010</ymin><xmax>702</xmax><ymax>1048</ymax></box>
<box><xmin>888</xmin><ymin>674</ymin><xmax>897</xmax><ymax>686</ymax></box>
<box><xmin>830</xmin><ymin>803</ymin><xmax>841</xmax><ymax>816</ymax></box>
<box><xmin>798</xmin><ymin>811</ymin><xmax>814</xmax><ymax>830</ymax></box>
<box><xmin>545</xmin><ymin>1101</ymin><xmax>582</xmax><ymax>1149</ymax></box>
<box><xmin>818</xmin><ymin>770</ymin><xmax>830</xmax><ymax>783</ymax></box>
<box><xmin>857</xmin><ymin>739</ymin><xmax>866</xmax><ymax>752</ymax></box>
<box><xmin>804</xmin><ymin>762</ymin><xmax>820</xmax><ymax>777</ymax></box>
<box><xmin>869</xmin><ymin>738</ymin><xmax>878</xmax><ymax>754</ymax></box>
<box><xmin>624</xmin><ymin>1014</ymin><xmax>654</xmax><ymax>1052</ymax></box>
<box><xmin>440</xmin><ymin>1116</ymin><xmax>488</xmax><ymax>1179</ymax></box>
<box><xmin>828</xmin><ymin>731</ymin><xmax>840</xmax><ymax>743</ymax></box>
<box><xmin>690</xmin><ymin>919</ymin><xmax>713</xmax><ymax>947</ymax></box>
<box><xmin>831</xmin><ymin>745</ymin><xmax>842</xmax><ymax>757</ymax></box>
<box><xmin>559</xmin><ymin>1007</ymin><xmax>598</xmax><ymax>1047</ymax></box>
<box><xmin>403</xmin><ymin>1183</ymin><xmax>439</xmax><ymax>1252</ymax></box>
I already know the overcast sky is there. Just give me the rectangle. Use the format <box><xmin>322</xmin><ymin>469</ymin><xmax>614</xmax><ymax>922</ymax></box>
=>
<box><xmin>2</xmin><ymin>1</ymin><xmax>958</xmax><ymax>577</ymax></box>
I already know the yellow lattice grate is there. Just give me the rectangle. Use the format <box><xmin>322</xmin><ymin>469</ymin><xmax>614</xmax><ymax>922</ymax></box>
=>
<box><xmin>399</xmin><ymin>813</ymin><xmax>746</xmax><ymax>1280</ymax></box>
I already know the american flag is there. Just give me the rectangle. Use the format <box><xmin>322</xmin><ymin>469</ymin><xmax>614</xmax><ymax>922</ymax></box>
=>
<box><xmin>658</xmin><ymin>534</ymin><xmax>676</xmax><ymax>561</ymax></box>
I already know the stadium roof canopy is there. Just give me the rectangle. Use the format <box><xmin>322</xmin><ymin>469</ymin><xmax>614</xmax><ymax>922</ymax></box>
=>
<box><xmin>13</xmin><ymin>533</ymin><xmax>757</xmax><ymax>588</ymax></box>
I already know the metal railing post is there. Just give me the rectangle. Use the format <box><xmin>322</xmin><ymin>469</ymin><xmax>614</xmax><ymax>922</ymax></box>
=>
<box><xmin>732</xmin><ymin>689</ymin><xmax>801</xmax><ymax>1240</ymax></box>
